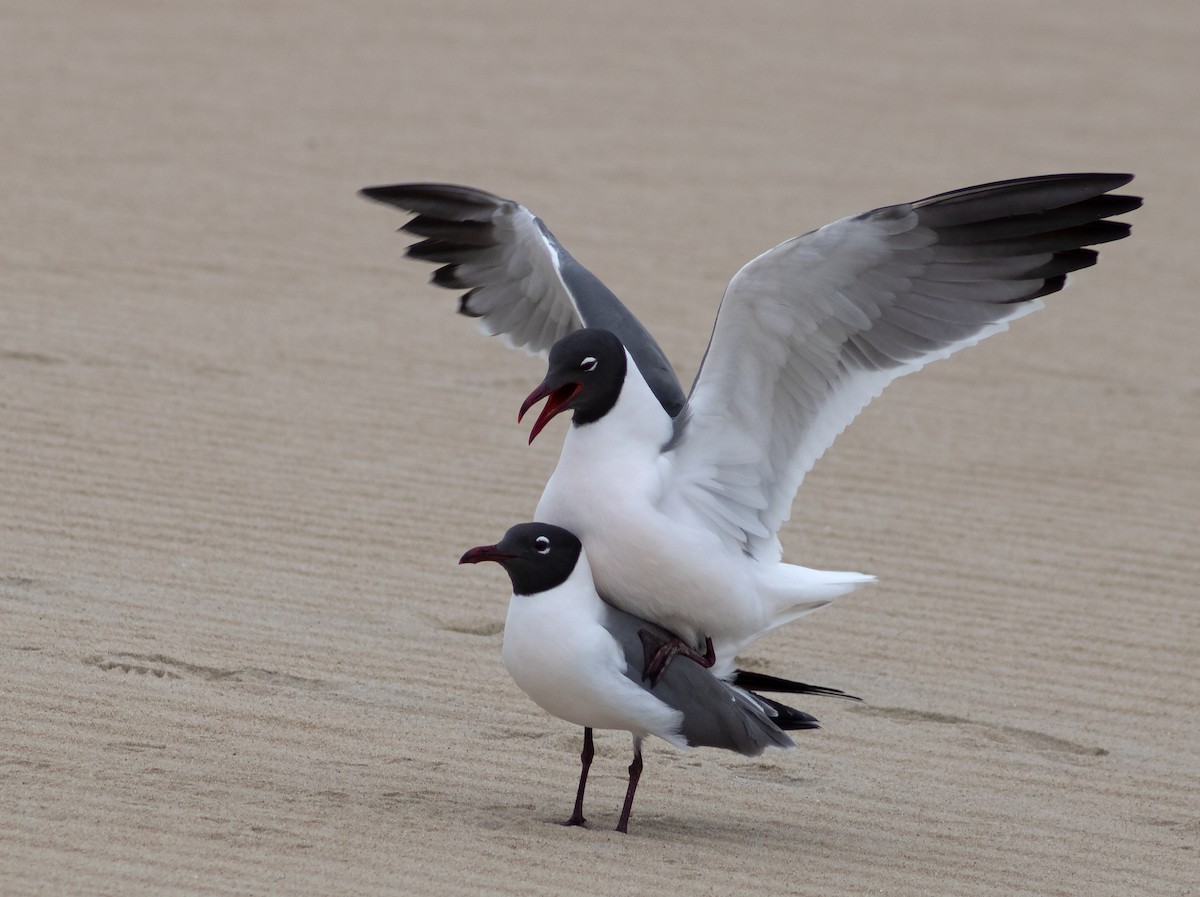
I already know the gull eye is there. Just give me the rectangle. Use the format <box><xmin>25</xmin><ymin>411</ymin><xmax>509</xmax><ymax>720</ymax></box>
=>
<box><xmin>579</xmin><ymin>356</ymin><xmax>598</xmax><ymax>373</ymax></box>
<box><xmin>534</xmin><ymin>535</ymin><xmax>551</xmax><ymax>554</ymax></box>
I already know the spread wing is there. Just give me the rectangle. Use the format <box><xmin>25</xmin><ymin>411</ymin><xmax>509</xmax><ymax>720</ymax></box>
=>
<box><xmin>360</xmin><ymin>183</ymin><xmax>685</xmax><ymax>416</ymax></box>
<box><xmin>665</xmin><ymin>173</ymin><xmax>1141</xmax><ymax>560</ymax></box>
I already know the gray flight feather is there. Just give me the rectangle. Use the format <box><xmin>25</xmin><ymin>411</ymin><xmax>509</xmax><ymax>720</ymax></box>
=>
<box><xmin>360</xmin><ymin>183</ymin><xmax>686</xmax><ymax>416</ymax></box>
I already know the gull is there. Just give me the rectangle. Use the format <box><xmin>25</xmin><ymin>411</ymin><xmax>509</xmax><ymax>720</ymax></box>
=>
<box><xmin>363</xmin><ymin>174</ymin><xmax>1140</xmax><ymax>663</ymax></box>
<box><xmin>460</xmin><ymin>521</ymin><xmax>853</xmax><ymax>833</ymax></box>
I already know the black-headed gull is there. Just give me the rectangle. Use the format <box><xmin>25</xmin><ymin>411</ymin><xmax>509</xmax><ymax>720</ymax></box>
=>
<box><xmin>460</xmin><ymin>522</ymin><xmax>851</xmax><ymax>833</ymax></box>
<box><xmin>364</xmin><ymin>175</ymin><xmax>1140</xmax><ymax>661</ymax></box>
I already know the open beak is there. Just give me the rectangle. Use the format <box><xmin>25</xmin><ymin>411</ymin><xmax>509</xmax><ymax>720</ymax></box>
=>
<box><xmin>518</xmin><ymin>380</ymin><xmax>582</xmax><ymax>444</ymax></box>
<box><xmin>459</xmin><ymin>544</ymin><xmax>513</xmax><ymax>565</ymax></box>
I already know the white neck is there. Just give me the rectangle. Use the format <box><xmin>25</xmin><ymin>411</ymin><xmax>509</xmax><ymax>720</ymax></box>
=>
<box><xmin>565</xmin><ymin>350</ymin><xmax>673</xmax><ymax>456</ymax></box>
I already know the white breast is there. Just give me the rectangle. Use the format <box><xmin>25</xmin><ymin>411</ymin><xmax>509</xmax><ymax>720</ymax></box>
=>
<box><xmin>500</xmin><ymin>558</ymin><xmax>685</xmax><ymax>745</ymax></box>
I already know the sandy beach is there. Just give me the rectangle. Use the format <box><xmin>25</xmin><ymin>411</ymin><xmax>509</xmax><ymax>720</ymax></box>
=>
<box><xmin>3</xmin><ymin>2</ymin><xmax>1197</xmax><ymax>894</ymax></box>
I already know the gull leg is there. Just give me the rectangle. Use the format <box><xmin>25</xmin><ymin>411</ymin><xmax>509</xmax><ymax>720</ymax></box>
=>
<box><xmin>615</xmin><ymin>738</ymin><xmax>643</xmax><ymax>834</ymax></box>
<box><xmin>562</xmin><ymin>727</ymin><xmax>593</xmax><ymax>827</ymax></box>
<box><xmin>639</xmin><ymin>630</ymin><xmax>716</xmax><ymax>686</ymax></box>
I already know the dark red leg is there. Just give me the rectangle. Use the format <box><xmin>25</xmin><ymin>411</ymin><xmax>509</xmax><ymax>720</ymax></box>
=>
<box><xmin>562</xmin><ymin>727</ymin><xmax>593</xmax><ymax>827</ymax></box>
<box><xmin>615</xmin><ymin>740</ymin><xmax>644</xmax><ymax>834</ymax></box>
<box><xmin>639</xmin><ymin>630</ymin><xmax>716</xmax><ymax>686</ymax></box>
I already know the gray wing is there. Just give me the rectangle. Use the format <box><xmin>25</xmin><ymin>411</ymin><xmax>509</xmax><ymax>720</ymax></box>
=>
<box><xmin>666</xmin><ymin>173</ymin><xmax>1141</xmax><ymax>560</ymax></box>
<box><xmin>600</xmin><ymin>604</ymin><xmax>800</xmax><ymax>755</ymax></box>
<box><xmin>360</xmin><ymin>183</ymin><xmax>686</xmax><ymax>416</ymax></box>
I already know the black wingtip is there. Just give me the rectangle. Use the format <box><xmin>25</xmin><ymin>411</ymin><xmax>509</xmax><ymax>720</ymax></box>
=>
<box><xmin>433</xmin><ymin>264</ymin><xmax>477</xmax><ymax>289</ymax></box>
<box><xmin>359</xmin><ymin>184</ymin><xmax>400</xmax><ymax>204</ymax></box>
<box><xmin>458</xmin><ymin>289</ymin><xmax>486</xmax><ymax>318</ymax></box>
<box><xmin>754</xmin><ymin>695</ymin><xmax>823</xmax><ymax>731</ymax></box>
<box><xmin>1102</xmin><ymin>172</ymin><xmax>1135</xmax><ymax>189</ymax></box>
<box><xmin>733</xmin><ymin>669</ymin><xmax>862</xmax><ymax>701</ymax></box>
<box><xmin>358</xmin><ymin>183</ymin><xmax>507</xmax><ymax>217</ymax></box>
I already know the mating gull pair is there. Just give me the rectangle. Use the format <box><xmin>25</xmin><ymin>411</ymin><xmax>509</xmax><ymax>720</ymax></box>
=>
<box><xmin>363</xmin><ymin>174</ymin><xmax>1139</xmax><ymax>832</ymax></box>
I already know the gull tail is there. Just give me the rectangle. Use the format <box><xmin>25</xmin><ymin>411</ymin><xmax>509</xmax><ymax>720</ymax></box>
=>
<box><xmin>758</xmin><ymin>563</ymin><xmax>876</xmax><ymax>635</ymax></box>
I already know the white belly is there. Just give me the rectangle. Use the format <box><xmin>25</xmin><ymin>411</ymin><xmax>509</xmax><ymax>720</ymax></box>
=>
<box><xmin>536</xmin><ymin>461</ymin><xmax>765</xmax><ymax>649</ymax></box>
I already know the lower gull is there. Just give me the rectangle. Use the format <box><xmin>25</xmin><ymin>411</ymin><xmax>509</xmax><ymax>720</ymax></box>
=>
<box><xmin>461</xmin><ymin>522</ymin><xmax>854</xmax><ymax>834</ymax></box>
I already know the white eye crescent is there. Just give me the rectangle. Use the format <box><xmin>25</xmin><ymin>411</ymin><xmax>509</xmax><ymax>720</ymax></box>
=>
<box><xmin>579</xmin><ymin>356</ymin><xmax>597</xmax><ymax>372</ymax></box>
<box><xmin>534</xmin><ymin>535</ymin><xmax>551</xmax><ymax>554</ymax></box>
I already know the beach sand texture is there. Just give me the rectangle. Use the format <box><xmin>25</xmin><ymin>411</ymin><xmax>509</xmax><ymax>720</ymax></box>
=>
<box><xmin>2</xmin><ymin>2</ymin><xmax>1197</xmax><ymax>894</ymax></box>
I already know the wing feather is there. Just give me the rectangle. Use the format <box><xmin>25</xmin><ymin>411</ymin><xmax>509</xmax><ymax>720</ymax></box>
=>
<box><xmin>361</xmin><ymin>182</ymin><xmax>685</xmax><ymax>414</ymax></box>
<box><xmin>666</xmin><ymin>174</ymin><xmax>1140</xmax><ymax>559</ymax></box>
